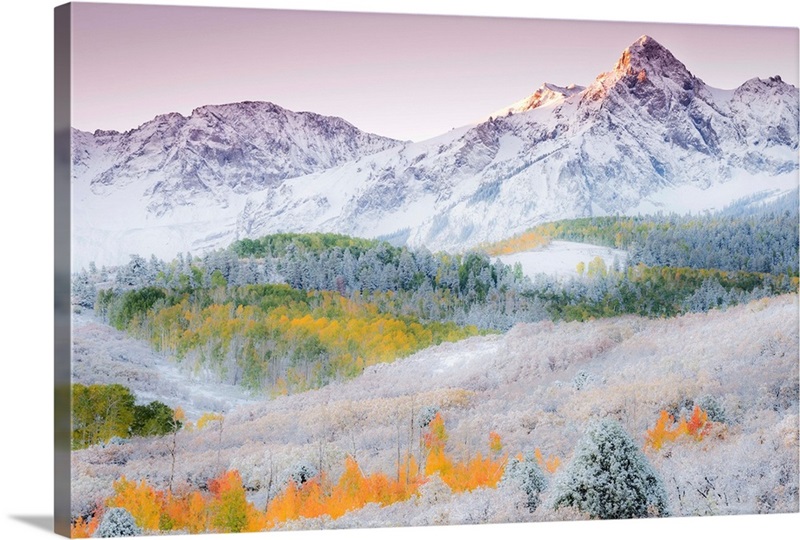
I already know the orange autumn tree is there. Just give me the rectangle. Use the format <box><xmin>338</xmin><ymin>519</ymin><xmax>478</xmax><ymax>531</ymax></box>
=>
<box><xmin>106</xmin><ymin>477</ymin><xmax>163</xmax><ymax>531</ymax></box>
<box><xmin>160</xmin><ymin>490</ymin><xmax>209</xmax><ymax>533</ymax></box>
<box><xmin>70</xmin><ymin>511</ymin><xmax>101</xmax><ymax>538</ymax></box>
<box><xmin>265</xmin><ymin>454</ymin><xmax>424</xmax><ymax>526</ymax></box>
<box><xmin>103</xmin><ymin>470</ymin><xmax>267</xmax><ymax>534</ymax></box>
<box><xmin>423</xmin><ymin>413</ymin><xmax>507</xmax><ymax>492</ymax></box>
<box><xmin>534</xmin><ymin>447</ymin><xmax>561</xmax><ymax>474</ymax></box>
<box><xmin>645</xmin><ymin>405</ymin><xmax>712</xmax><ymax>451</ymax></box>
<box><xmin>684</xmin><ymin>405</ymin><xmax>710</xmax><ymax>439</ymax></box>
<box><xmin>89</xmin><ymin>416</ymin><xmax>518</xmax><ymax>532</ymax></box>
<box><xmin>208</xmin><ymin>470</ymin><xmax>267</xmax><ymax>533</ymax></box>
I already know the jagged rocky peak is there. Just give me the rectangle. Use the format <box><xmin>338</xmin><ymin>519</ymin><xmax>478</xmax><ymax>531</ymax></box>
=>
<box><xmin>582</xmin><ymin>35</ymin><xmax>702</xmax><ymax>106</ymax></box>
<box><xmin>153</xmin><ymin>111</ymin><xmax>187</xmax><ymax>123</ymax></box>
<box><xmin>92</xmin><ymin>128</ymin><xmax>121</xmax><ymax>137</ymax></box>
<box><xmin>191</xmin><ymin>100</ymin><xmax>283</xmax><ymax>119</ymax></box>
<box><xmin>612</xmin><ymin>35</ymin><xmax>692</xmax><ymax>81</ymax></box>
<box><xmin>72</xmin><ymin>98</ymin><xmax>403</xmax><ymax>202</ymax></box>
<box><xmin>735</xmin><ymin>75</ymin><xmax>797</xmax><ymax>97</ymax></box>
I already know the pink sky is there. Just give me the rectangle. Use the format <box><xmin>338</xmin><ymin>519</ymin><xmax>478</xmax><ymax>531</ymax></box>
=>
<box><xmin>70</xmin><ymin>3</ymin><xmax>799</xmax><ymax>141</ymax></box>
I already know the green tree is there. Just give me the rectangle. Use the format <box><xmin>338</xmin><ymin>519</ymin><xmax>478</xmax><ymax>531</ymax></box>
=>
<box><xmin>131</xmin><ymin>401</ymin><xmax>179</xmax><ymax>437</ymax></box>
<box><xmin>210</xmin><ymin>269</ymin><xmax>228</xmax><ymax>289</ymax></box>
<box><xmin>71</xmin><ymin>383</ymin><xmax>136</xmax><ymax>448</ymax></box>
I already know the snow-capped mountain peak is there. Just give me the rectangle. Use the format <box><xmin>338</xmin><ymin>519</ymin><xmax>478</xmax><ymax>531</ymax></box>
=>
<box><xmin>613</xmin><ymin>35</ymin><xmax>691</xmax><ymax>79</ymax></box>
<box><xmin>583</xmin><ymin>35</ymin><xmax>701</xmax><ymax>104</ymax></box>
<box><xmin>493</xmin><ymin>82</ymin><xmax>585</xmax><ymax>118</ymax></box>
<box><xmin>73</xmin><ymin>100</ymin><xmax>402</xmax><ymax>198</ymax></box>
<box><xmin>72</xmin><ymin>36</ymin><xmax>799</xmax><ymax>268</ymax></box>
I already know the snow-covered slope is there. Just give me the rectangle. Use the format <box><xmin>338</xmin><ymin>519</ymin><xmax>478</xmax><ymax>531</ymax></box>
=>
<box><xmin>72</xmin><ymin>36</ymin><xmax>799</xmax><ymax>268</ymax></box>
<box><xmin>241</xmin><ymin>36</ymin><xmax>798</xmax><ymax>251</ymax></box>
<box><xmin>71</xmin><ymin>102</ymin><xmax>402</xmax><ymax>267</ymax></box>
<box><xmin>488</xmin><ymin>82</ymin><xmax>585</xmax><ymax>118</ymax></box>
<box><xmin>71</xmin><ymin>294</ymin><xmax>800</xmax><ymax>520</ymax></box>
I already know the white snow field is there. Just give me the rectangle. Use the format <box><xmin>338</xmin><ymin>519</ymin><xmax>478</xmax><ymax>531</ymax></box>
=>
<box><xmin>496</xmin><ymin>240</ymin><xmax>627</xmax><ymax>279</ymax></box>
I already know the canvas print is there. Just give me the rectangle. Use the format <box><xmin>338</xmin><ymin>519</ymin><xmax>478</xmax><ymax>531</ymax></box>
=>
<box><xmin>56</xmin><ymin>3</ymin><xmax>799</xmax><ymax>537</ymax></box>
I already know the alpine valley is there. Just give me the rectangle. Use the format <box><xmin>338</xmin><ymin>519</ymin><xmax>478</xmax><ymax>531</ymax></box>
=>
<box><xmin>71</xmin><ymin>35</ymin><xmax>799</xmax><ymax>268</ymax></box>
<box><xmin>66</xmin><ymin>28</ymin><xmax>800</xmax><ymax>537</ymax></box>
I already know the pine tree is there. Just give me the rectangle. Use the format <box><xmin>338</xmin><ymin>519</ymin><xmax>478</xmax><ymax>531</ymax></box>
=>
<box><xmin>95</xmin><ymin>507</ymin><xmax>142</xmax><ymax>537</ymax></box>
<box><xmin>552</xmin><ymin>419</ymin><xmax>669</xmax><ymax>519</ymax></box>
<box><xmin>502</xmin><ymin>451</ymin><xmax>547</xmax><ymax>512</ymax></box>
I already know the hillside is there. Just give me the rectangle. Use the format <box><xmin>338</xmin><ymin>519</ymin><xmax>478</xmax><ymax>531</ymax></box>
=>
<box><xmin>71</xmin><ymin>294</ymin><xmax>799</xmax><ymax>528</ymax></box>
<box><xmin>71</xmin><ymin>311</ymin><xmax>258</xmax><ymax>418</ymax></box>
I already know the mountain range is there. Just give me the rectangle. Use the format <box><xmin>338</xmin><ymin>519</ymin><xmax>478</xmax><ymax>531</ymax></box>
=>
<box><xmin>72</xmin><ymin>35</ymin><xmax>799</xmax><ymax>268</ymax></box>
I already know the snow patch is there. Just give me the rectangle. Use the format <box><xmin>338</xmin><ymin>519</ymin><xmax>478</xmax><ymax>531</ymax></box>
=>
<box><xmin>497</xmin><ymin>241</ymin><xmax>628</xmax><ymax>279</ymax></box>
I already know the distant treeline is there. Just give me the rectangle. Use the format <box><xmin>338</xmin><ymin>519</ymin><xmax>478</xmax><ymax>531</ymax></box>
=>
<box><xmin>484</xmin><ymin>191</ymin><xmax>799</xmax><ymax>277</ymax></box>
<box><xmin>75</xmin><ymin>198</ymin><xmax>798</xmax><ymax>395</ymax></box>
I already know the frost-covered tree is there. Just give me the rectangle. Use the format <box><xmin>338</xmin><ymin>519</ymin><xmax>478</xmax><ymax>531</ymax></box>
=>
<box><xmin>552</xmin><ymin>419</ymin><xmax>669</xmax><ymax>519</ymax></box>
<box><xmin>94</xmin><ymin>507</ymin><xmax>141</xmax><ymax>537</ymax></box>
<box><xmin>696</xmin><ymin>394</ymin><xmax>727</xmax><ymax>424</ymax></box>
<box><xmin>114</xmin><ymin>254</ymin><xmax>149</xmax><ymax>290</ymax></box>
<box><xmin>286</xmin><ymin>461</ymin><xmax>319</xmax><ymax>486</ymax></box>
<box><xmin>501</xmin><ymin>451</ymin><xmax>547</xmax><ymax>512</ymax></box>
<box><xmin>417</xmin><ymin>405</ymin><xmax>440</xmax><ymax>428</ymax></box>
<box><xmin>572</xmin><ymin>370</ymin><xmax>592</xmax><ymax>391</ymax></box>
<box><xmin>71</xmin><ymin>270</ymin><xmax>97</xmax><ymax>308</ymax></box>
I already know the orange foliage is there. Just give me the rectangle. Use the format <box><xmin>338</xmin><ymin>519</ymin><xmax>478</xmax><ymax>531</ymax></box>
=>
<box><xmin>266</xmin><ymin>455</ymin><xmax>424</xmax><ymax>526</ymax></box>
<box><xmin>106</xmin><ymin>477</ymin><xmax>163</xmax><ymax>531</ymax></box>
<box><xmin>161</xmin><ymin>491</ymin><xmax>208</xmax><ymax>533</ymax></box>
<box><xmin>70</xmin><ymin>511</ymin><xmax>101</xmax><ymax>538</ymax></box>
<box><xmin>685</xmin><ymin>405</ymin><xmax>710</xmax><ymax>438</ymax></box>
<box><xmin>645</xmin><ymin>405</ymin><xmax>712</xmax><ymax>451</ymax></box>
<box><xmin>645</xmin><ymin>410</ymin><xmax>678</xmax><ymax>450</ymax></box>
<box><xmin>89</xmin><ymin>416</ymin><xmax>518</xmax><ymax>532</ymax></box>
<box><xmin>423</xmin><ymin>413</ymin><xmax>450</xmax><ymax>475</ymax></box>
<box><xmin>423</xmin><ymin>414</ymin><xmax>506</xmax><ymax>492</ymax></box>
<box><xmin>208</xmin><ymin>470</ymin><xmax>267</xmax><ymax>533</ymax></box>
<box><xmin>103</xmin><ymin>470</ymin><xmax>266</xmax><ymax>534</ymax></box>
<box><xmin>533</xmin><ymin>447</ymin><xmax>561</xmax><ymax>473</ymax></box>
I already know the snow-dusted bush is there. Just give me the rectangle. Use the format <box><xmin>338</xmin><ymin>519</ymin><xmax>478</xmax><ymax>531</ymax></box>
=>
<box><xmin>286</xmin><ymin>460</ymin><xmax>319</xmax><ymax>486</ymax></box>
<box><xmin>102</xmin><ymin>436</ymin><xmax>127</xmax><ymax>448</ymax></box>
<box><xmin>417</xmin><ymin>405</ymin><xmax>440</xmax><ymax>428</ymax></box>
<box><xmin>552</xmin><ymin>419</ymin><xmax>669</xmax><ymax>519</ymax></box>
<box><xmin>697</xmin><ymin>394</ymin><xmax>727</xmax><ymax>424</ymax></box>
<box><xmin>94</xmin><ymin>507</ymin><xmax>141</xmax><ymax>537</ymax></box>
<box><xmin>501</xmin><ymin>451</ymin><xmax>547</xmax><ymax>512</ymax></box>
<box><xmin>572</xmin><ymin>370</ymin><xmax>591</xmax><ymax>391</ymax></box>
<box><xmin>666</xmin><ymin>396</ymin><xmax>695</xmax><ymax>420</ymax></box>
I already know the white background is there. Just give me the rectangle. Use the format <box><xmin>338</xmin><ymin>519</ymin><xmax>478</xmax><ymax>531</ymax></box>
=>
<box><xmin>0</xmin><ymin>1</ymin><xmax>797</xmax><ymax>539</ymax></box>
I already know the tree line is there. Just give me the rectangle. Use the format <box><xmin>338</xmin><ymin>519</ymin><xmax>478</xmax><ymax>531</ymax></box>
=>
<box><xmin>72</xmin><ymin>201</ymin><xmax>799</xmax><ymax>395</ymax></box>
<box><xmin>484</xmin><ymin>191</ymin><xmax>799</xmax><ymax>277</ymax></box>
